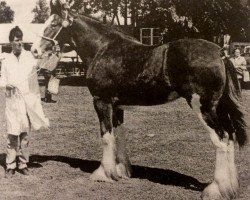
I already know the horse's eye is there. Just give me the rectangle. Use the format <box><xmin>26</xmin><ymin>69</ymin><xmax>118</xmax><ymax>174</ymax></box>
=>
<box><xmin>51</xmin><ymin>22</ymin><xmax>57</xmax><ymax>27</ymax></box>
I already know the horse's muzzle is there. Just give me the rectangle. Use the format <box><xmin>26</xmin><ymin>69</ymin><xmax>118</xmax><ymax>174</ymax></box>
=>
<box><xmin>31</xmin><ymin>46</ymin><xmax>42</xmax><ymax>59</ymax></box>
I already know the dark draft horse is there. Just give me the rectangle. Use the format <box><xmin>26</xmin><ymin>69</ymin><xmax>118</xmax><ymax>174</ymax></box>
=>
<box><xmin>31</xmin><ymin>3</ymin><xmax>248</xmax><ymax>200</ymax></box>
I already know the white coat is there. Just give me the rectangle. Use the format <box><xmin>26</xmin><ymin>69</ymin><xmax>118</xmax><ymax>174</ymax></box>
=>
<box><xmin>0</xmin><ymin>49</ymin><xmax>49</xmax><ymax>135</ymax></box>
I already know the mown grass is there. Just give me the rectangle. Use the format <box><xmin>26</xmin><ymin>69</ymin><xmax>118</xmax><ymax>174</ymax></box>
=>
<box><xmin>0</xmin><ymin>86</ymin><xmax>248</xmax><ymax>200</ymax></box>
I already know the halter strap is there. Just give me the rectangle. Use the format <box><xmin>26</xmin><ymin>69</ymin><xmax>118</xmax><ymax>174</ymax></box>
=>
<box><xmin>39</xmin><ymin>10</ymin><xmax>69</xmax><ymax>45</ymax></box>
<box><xmin>39</xmin><ymin>26</ymin><xmax>62</xmax><ymax>45</ymax></box>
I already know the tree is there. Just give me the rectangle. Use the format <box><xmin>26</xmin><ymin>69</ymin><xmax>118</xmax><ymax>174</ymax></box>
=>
<box><xmin>85</xmin><ymin>0</ymin><xmax>121</xmax><ymax>24</ymax></box>
<box><xmin>0</xmin><ymin>1</ymin><xmax>14</xmax><ymax>23</ymax></box>
<box><xmin>62</xmin><ymin>0</ymin><xmax>250</xmax><ymax>41</ymax></box>
<box><xmin>120</xmin><ymin>0</ymin><xmax>249</xmax><ymax>41</ymax></box>
<box><xmin>32</xmin><ymin>0</ymin><xmax>50</xmax><ymax>23</ymax></box>
<box><xmin>165</xmin><ymin>0</ymin><xmax>249</xmax><ymax>40</ymax></box>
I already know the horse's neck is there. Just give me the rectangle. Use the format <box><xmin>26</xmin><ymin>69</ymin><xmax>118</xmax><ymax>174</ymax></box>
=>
<box><xmin>71</xmin><ymin>19</ymin><xmax>109</xmax><ymax>64</ymax></box>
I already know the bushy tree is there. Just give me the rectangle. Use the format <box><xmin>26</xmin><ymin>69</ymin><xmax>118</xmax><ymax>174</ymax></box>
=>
<box><xmin>32</xmin><ymin>0</ymin><xmax>50</xmax><ymax>23</ymax></box>
<box><xmin>165</xmin><ymin>0</ymin><xmax>249</xmax><ymax>40</ymax></box>
<box><xmin>59</xmin><ymin>0</ymin><xmax>250</xmax><ymax>41</ymax></box>
<box><xmin>120</xmin><ymin>0</ymin><xmax>249</xmax><ymax>41</ymax></box>
<box><xmin>0</xmin><ymin>1</ymin><xmax>14</xmax><ymax>23</ymax></box>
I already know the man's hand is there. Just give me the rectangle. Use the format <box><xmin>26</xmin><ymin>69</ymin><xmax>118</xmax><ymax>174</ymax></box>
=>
<box><xmin>5</xmin><ymin>84</ymin><xmax>16</xmax><ymax>97</ymax></box>
<box><xmin>52</xmin><ymin>45</ymin><xmax>61</xmax><ymax>53</ymax></box>
<box><xmin>239</xmin><ymin>65</ymin><xmax>247</xmax><ymax>71</ymax></box>
<box><xmin>6</xmin><ymin>84</ymin><xmax>15</xmax><ymax>90</ymax></box>
<box><xmin>236</xmin><ymin>68</ymin><xmax>243</xmax><ymax>75</ymax></box>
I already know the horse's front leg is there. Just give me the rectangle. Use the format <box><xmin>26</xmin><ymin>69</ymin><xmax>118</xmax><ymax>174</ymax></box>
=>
<box><xmin>113</xmin><ymin>107</ymin><xmax>132</xmax><ymax>179</ymax></box>
<box><xmin>90</xmin><ymin>98</ymin><xmax>119</xmax><ymax>182</ymax></box>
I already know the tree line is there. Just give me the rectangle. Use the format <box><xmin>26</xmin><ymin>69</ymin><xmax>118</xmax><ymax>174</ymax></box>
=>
<box><xmin>1</xmin><ymin>0</ymin><xmax>250</xmax><ymax>42</ymax></box>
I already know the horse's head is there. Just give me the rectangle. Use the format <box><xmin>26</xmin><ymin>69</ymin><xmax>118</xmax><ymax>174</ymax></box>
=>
<box><xmin>32</xmin><ymin>14</ymin><xmax>72</xmax><ymax>56</ymax></box>
<box><xmin>31</xmin><ymin>0</ymin><xmax>74</xmax><ymax>69</ymax></box>
<box><xmin>31</xmin><ymin>13</ymin><xmax>74</xmax><ymax>69</ymax></box>
<box><xmin>32</xmin><ymin>0</ymin><xmax>122</xmax><ymax>68</ymax></box>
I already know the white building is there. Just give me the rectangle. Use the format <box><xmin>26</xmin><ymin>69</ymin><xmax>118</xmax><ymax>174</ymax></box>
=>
<box><xmin>0</xmin><ymin>23</ymin><xmax>44</xmax><ymax>52</ymax></box>
<box><xmin>0</xmin><ymin>23</ymin><xmax>80</xmax><ymax>61</ymax></box>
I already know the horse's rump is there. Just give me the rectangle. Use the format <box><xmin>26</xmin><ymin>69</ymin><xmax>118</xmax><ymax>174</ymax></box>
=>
<box><xmin>167</xmin><ymin>39</ymin><xmax>226</xmax><ymax>99</ymax></box>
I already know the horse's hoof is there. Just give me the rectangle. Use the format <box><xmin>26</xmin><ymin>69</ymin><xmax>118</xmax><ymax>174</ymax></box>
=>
<box><xmin>90</xmin><ymin>165</ymin><xmax>118</xmax><ymax>182</ymax></box>
<box><xmin>201</xmin><ymin>181</ymin><xmax>238</xmax><ymax>200</ymax></box>
<box><xmin>116</xmin><ymin>163</ymin><xmax>131</xmax><ymax>179</ymax></box>
<box><xmin>202</xmin><ymin>182</ymin><xmax>223</xmax><ymax>200</ymax></box>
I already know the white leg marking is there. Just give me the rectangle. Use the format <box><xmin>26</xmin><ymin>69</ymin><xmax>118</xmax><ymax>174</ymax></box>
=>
<box><xmin>90</xmin><ymin>131</ymin><xmax>119</xmax><ymax>182</ymax></box>
<box><xmin>114</xmin><ymin>125</ymin><xmax>132</xmax><ymax>179</ymax></box>
<box><xmin>227</xmin><ymin>141</ymin><xmax>239</xmax><ymax>197</ymax></box>
<box><xmin>102</xmin><ymin>131</ymin><xmax>117</xmax><ymax>172</ymax></box>
<box><xmin>191</xmin><ymin>94</ymin><xmax>226</xmax><ymax>149</ymax></box>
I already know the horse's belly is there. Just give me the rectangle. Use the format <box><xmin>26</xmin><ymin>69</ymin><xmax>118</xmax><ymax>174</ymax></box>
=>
<box><xmin>117</xmin><ymin>88</ymin><xmax>179</xmax><ymax>106</ymax></box>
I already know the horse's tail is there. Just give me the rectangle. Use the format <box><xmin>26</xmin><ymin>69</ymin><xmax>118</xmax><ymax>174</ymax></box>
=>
<box><xmin>218</xmin><ymin>58</ymin><xmax>248</xmax><ymax>147</ymax></box>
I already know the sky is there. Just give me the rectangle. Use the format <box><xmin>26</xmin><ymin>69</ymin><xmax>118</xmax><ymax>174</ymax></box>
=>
<box><xmin>4</xmin><ymin>0</ymin><xmax>125</xmax><ymax>24</ymax></box>
<box><xmin>4</xmin><ymin>0</ymin><xmax>50</xmax><ymax>23</ymax></box>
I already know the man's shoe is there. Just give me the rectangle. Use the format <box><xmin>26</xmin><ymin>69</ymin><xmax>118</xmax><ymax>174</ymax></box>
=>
<box><xmin>19</xmin><ymin>167</ymin><xmax>29</xmax><ymax>175</ymax></box>
<box><xmin>46</xmin><ymin>99</ymin><xmax>57</xmax><ymax>103</ymax></box>
<box><xmin>5</xmin><ymin>169</ymin><xmax>15</xmax><ymax>178</ymax></box>
<box><xmin>44</xmin><ymin>97</ymin><xmax>57</xmax><ymax>103</ymax></box>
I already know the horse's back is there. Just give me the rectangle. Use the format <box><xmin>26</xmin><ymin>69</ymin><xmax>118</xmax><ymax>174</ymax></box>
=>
<box><xmin>87</xmin><ymin>40</ymin><xmax>176</xmax><ymax>104</ymax></box>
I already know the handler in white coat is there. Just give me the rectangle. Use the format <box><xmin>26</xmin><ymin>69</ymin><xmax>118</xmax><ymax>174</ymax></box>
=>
<box><xmin>0</xmin><ymin>26</ymin><xmax>49</xmax><ymax>177</ymax></box>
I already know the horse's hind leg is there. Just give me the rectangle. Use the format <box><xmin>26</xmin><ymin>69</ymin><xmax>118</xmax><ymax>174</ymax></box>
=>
<box><xmin>90</xmin><ymin>98</ymin><xmax>119</xmax><ymax>182</ymax></box>
<box><xmin>113</xmin><ymin>107</ymin><xmax>132</xmax><ymax>179</ymax></box>
<box><xmin>190</xmin><ymin>94</ymin><xmax>239</xmax><ymax>200</ymax></box>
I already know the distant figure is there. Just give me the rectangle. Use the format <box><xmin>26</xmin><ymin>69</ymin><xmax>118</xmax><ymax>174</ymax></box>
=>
<box><xmin>230</xmin><ymin>48</ymin><xmax>247</xmax><ymax>90</ymax></box>
<box><xmin>41</xmin><ymin>69</ymin><xmax>57</xmax><ymax>103</ymax></box>
<box><xmin>0</xmin><ymin>26</ymin><xmax>49</xmax><ymax>177</ymax></box>
<box><xmin>161</xmin><ymin>28</ymin><xmax>170</xmax><ymax>44</ymax></box>
<box><xmin>45</xmin><ymin>0</ymin><xmax>70</xmax><ymax>103</ymax></box>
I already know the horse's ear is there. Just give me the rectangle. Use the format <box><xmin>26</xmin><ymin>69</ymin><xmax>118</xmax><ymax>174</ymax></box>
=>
<box><xmin>68</xmin><ymin>9</ymin><xmax>77</xmax><ymax>19</ymax></box>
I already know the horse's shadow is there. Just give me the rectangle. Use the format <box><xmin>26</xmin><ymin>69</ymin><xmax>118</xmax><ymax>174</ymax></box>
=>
<box><xmin>0</xmin><ymin>153</ymin><xmax>207</xmax><ymax>191</ymax></box>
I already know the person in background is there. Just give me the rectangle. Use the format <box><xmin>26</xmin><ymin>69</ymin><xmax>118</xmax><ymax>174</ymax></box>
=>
<box><xmin>161</xmin><ymin>28</ymin><xmax>170</xmax><ymax>44</ymax></box>
<box><xmin>230</xmin><ymin>48</ymin><xmax>247</xmax><ymax>90</ymax></box>
<box><xmin>41</xmin><ymin>69</ymin><xmax>57</xmax><ymax>103</ymax></box>
<box><xmin>0</xmin><ymin>26</ymin><xmax>49</xmax><ymax>177</ymax></box>
<box><xmin>44</xmin><ymin>0</ymin><xmax>71</xmax><ymax>103</ymax></box>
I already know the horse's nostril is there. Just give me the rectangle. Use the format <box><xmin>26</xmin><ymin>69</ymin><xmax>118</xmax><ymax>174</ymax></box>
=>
<box><xmin>31</xmin><ymin>47</ymin><xmax>39</xmax><ymax>58</ymax></box>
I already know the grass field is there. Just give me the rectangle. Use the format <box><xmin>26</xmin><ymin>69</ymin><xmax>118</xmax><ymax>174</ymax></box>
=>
<box><xmin>0</xmin><ymin>83</ymin><xmax>249</xmax><ymax>200</ymax></box>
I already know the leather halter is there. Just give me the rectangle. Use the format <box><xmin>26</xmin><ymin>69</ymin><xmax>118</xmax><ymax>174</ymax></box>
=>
<box><xmin>39</xmin><ymin>11</ymin><xmax>70</xmax><ymax>46</ymax></box>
